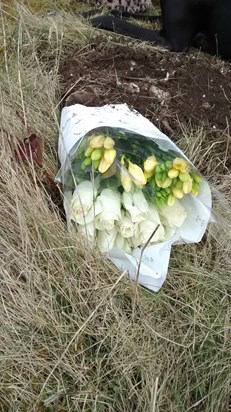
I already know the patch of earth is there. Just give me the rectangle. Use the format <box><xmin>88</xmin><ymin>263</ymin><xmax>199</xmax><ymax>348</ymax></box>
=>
<box><xmin>59</xmin><ymin>42</ymin><xmax>231</xmax><ymax>132</ymax></box>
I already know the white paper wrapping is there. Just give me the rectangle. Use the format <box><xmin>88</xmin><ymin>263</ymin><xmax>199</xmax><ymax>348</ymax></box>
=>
<box><xmin>57</xmin><ymin>103</ymin><xmax>212</xmax><ymax>292</ymax></box>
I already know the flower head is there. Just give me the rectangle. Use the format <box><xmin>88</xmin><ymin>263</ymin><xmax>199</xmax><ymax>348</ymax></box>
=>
<box><xmin>144</xmin><ymin>155</ymin><xmax>158</xmax><ymax>173</ymax></box>
<box><xmin>98</xmin><ymin>157</ymin><xmax>111</xmax><ymax>174</ymax></box>
<box><xmin>120</xmin><ymin>168</ymin><xmax>133</xmax><ymax>192</ymax></box>
<box><xmin>159</xmin><ymin>200</ymin><xmax>187</xmax><ymax>228</ymax></box>
<box><xmin>173</xmin><ymin>158</ymin><xmax>189</xmax><ymax>173</ymax></box>
<box><xmin>90</xmin><ymin>135</ymin><xmax>105</xmax><ymax>149</ymax></box>
<box><xmin>97</xmin><ymin>227</ymin><xmax>118</xmax><ymax>253</ymax></box>
<box><xmin>104</xmin><ymin>137</ymin><xmax>115</xmax><ymax>149</ymax></box>
<box><xmin>118</xmin><ymin>213</ymin><xmax>135</xmax><ymax>238</ymax></box>
<box><xmin>95</xmin><ymin>189</ymin><xmax>121</xmax><ymax>231</ymax></box>
<box><xmin>70</xmin><ymin>181</ymin><xmax>99</xmax><ymax>224</ymax></box>
<box><xmin>128</xmin><ymin>161</ymin><xmax>147</xmax><ymax>187</ymax></box>
<box><xmin>104</xmin><ymin>148</ymin><xmax>116</xmax><ymax>165</ymax></box>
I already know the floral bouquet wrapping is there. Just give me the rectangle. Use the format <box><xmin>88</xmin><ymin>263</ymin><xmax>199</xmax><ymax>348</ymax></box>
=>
<box><xmin>57</xmin><ymin>104</ymin><xmax>212</xmax><ymax>292</ymax></box>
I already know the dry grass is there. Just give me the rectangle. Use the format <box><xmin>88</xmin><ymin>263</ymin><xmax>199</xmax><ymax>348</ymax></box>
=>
<box><xmin>0</xmin><ymin>2</ymin><xmax>230</xmax><ymax>411</ymax></box>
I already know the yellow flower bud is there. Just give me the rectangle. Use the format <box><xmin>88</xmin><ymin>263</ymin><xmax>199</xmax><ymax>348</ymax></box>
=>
<box><xmin>161</xmin><ymin>178</ymin><xmax>172</xmax><ymax>188</ymax></box>
<box><xmin>167</xmin><ymin>194</ymin><xmax>176</xmax><ymax>207</ymax></box>
<box><xmin>84</xmin><ymin>146</ymin><xmax>94</xmax><ymax>157</ymax></box>
<box><xmin>155</xmin><ymin>179</ymin><xmax>163</xmax><ymax>188</ymax></box>
<box><xmin>91</xmin><ymin>148</ymin><xmax>102</xmax><ymax>161</ymax></box>
<box><xmin>93</xmin><ymin>159</ymin><xmax>100</xmax><ymax>170</ymax></box>
<box><xmin>104</xmin><ymin>137</ymin><xmax>115</xmax><ymax>149</ymax></box>
<box><xmin>173</xmin><ymin>158</ymin><xmax>189</xmax><ymax>173</ymax></box>
<box><xmin>191</xmin><ymin>188</ymin><xmax>199</xmax><ymax>197</ymax></box>
<box><xmin>192</xmin><ymin>182</ymin><xmax>200</xmax><ymax>191</ymax></box>
<box><xmin>191</xmin><ymin>172</ymin><xmax>202</xmax><ymax>184</ymax></box>
<box><xmin>143</xmin><ymin>155</ymin><xmax>158</xmax><ymax>173</ymax></box>
<box><xmin>120</xmin><ymin>169</ymin><xmax>133</xmax><ymax>192</ymax></box>
<box><xmin>98</xmin><ymin>157</ymin><xmax>111</xmax><ymax>174</ymax></box>
<box><xmin>90</xmin><ymin>135</ymin><xmax>105</xmax><ymax>149</ymax></box>
<box><xmin>128</xmin><ymin>161</ymin><xmax>147</xmax><ymax>186</ymax></box>
<box><xmin>168</xmin><ymin>168</ymin><xmax>179</xmax><ymax>178</ymax></box>
<box><xmin>104</xmin><ymin>148</ymin><xmax>116</xmax><ymax>165</ymax></box>
<box><xmin>144</xmin><ymin>170</ymin><xmax>154</xmax><ymax>179</ymax></box>
<box><xmin>183</xmin><ymin>179</ymin><xmax>193</xmax><ymax>194</ymax></box>
<box><xmin>172</xmin><ymin>187</ymin><xmax>184</xmax><ymax>199</ymax></box>
<box><xmin>179</xmin><ymin>172</ymin><xmax>190</xmax><ymax>182</ymax></box>
<box><xmin>175</xmin><ymin>180</ymin><xmax>183</xmax><ymax>190</ymax></box>
<box><xmin>101</xmin><ymin>162</ymin><xmax>117</xmax><ymax>179</ymax></box>
<box><xmin>191</xmin><ymin>182</ymin><xmax>200</xmax><ymax>196</ymax></box>
<box><xmin>81</xmin><ymin>157</ymin><xmax>92</xmax><ymax>170</ymax></box>
<box><xmin>150</xmin><ymin>177</ymin><xmax>156</xmax><ymax>188</ymax></box>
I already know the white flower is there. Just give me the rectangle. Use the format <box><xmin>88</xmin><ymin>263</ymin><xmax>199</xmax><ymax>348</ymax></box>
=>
<box><xmin>78</xmin><ymin>221</ymin><xmax>96</xmax><ymax>243</ymax></box>
<box><xmin>71</xmin><ymin>181</ymin><xmax>98</xmax><ymax>224</ymax></box>
<box><xmin>136</xmin><ymin>219</ymin><xmax>165</xmax><ymax>246</ymax></box>
<box><xmin>115</xmin><ymin>233</ymin><xmax>132</xmax><ymax>253</ymax></box>
<box><xmin>97</xmin><ymin>227</ymin><xmax>118</xmax><ymax>252</ymax></box>
<box><xmin>132</xmin><ymin>191</ymin><xmax>149</xmax><ymax>213</ymax></box>
<box><xmin>132</xmin><ymin>205</ymin><xmax>165</xmax><ymax>247</ymax></box>
<box><xmin>118</xmin><ymin>212</ymin><xmax>135</xmax><ymax>238</ymax></box>
<box><xmin>159</xmin><ymin>200</ymin><xmax>187</xmax><ymax>228</ymax></box>
<box><xmin>122</xmin><ymin>191</ymin><xmax>149</xmax><ymax>223</ymax></box>
<box><xmin>95</xmin><ymin>189</ymin><xmax>121</xmax><ymax>231</ymax></box>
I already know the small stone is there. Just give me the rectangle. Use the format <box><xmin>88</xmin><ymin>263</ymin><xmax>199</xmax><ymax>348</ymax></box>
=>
<box><xmin>149</xmin><ymin>85</ymin><xmax>170</xmax><ymax>101</ymax></box>
<box><xmin>201</xmin><ymin>102</ymin><xmax>211</xmax><ymax>109</ymax></box>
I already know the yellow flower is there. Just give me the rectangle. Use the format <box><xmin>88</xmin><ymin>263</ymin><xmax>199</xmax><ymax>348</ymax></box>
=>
<box><xmin>128</xmin><ymin>161</ymin><xmax>147</xmax><ymax>186</ymax></box>
<box><xmin>120</xmin><ymin>169</ymin><xmax>133</xmax><ymax>192</ymax></box>
<box><xmin>191</xmin><ymin>172</ymin><xmax>202</xmax><ymax>184</ymax></box>
<box><xmin>81</xmin><ymin>157</ymin><xmax>92</xmax><ymax>170</ymax></box>
<box><xmin>84</xmin><ymin>146</ymin><xmax>94</xmax><ymax>157</ymax></box>
<box><xmin>173</xmin><ymin>158</ymin><xmax>189</xmax><ymax>173</ymax></box>
<box><xmin>104</xmin><ymin>137</ymin><xmax>115</xmax><ymax>149</ymax></box>
<box><xmin>167</xmin><ymin>194</ymin><xmax>176</xmax><ymax>207</ymax></box>
<box><xmin>91</xmin><ymin>148</ymin><xmax>102</xmax><ymax>161</ymax></box>
<box><xmin>104</xmin><ymin>148</ymin><xmax>116</xmax><ymax>165</ymax></box>
<box><xmin>144</xmin><ymin>155</ymin><xmax>158</xmax><ymax>173</ymax></box>
<box><xmin>168</xmin><ymin>168</ymin><xmax>179</xmax><ymax>179</ymax></box>
<box><xmin>183</xmin><ymin>179</ymin><xmax>193</xmax><ymax>194</ymax></box>
<box><xmin>101</xmin><ymin>162</ymin><xmax>117</xmax><ymax>179</ymax></box>
<box><xmin>93</xmin><ymin>159</ymin><xmax>100</xmax><ymax>170</ymax></box>
<box><xmin>98</xmin><ymin>157</ymin><xmax>111</xmax><ymax>174</ymax></box>
<box><xmin>155</xmin><ymin>179</ymin><xmax>163</xmax><ymax>188</ymax></box>
<box><xmin>179</xmin><ymin>172</ymin><xmax>190</xmax><ymax>182</ymax></box>
<box><xmin>172</xmin><ymin>187</ymin><xmax>184</xmax><ymax>199</ymax></box>
<box><xmin>191</xmin><ymin>182</ymin><xmax>200</xmax><ymax>197</ymax></box>
<box><xmin>144</xmin><ymin>170</ymin><xmax>154</xmax><ymax>179</ymax></box>
<box><xmin>161</xmin><ymin>178</ymin><xmax>172</xmax><ymax>188</ymax></box>
<box><xmin>90</xmin><ymin>135</ymin><xmax>105</xmax><ymax>149</ymax></box>
<box><xmin>191</xmin><ymin>187</ymin><xmax>199</xmax><ymax>197</ymax></box>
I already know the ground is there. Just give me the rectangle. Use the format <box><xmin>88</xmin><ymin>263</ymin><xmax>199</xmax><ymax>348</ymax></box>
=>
<box><xmin>59</xmin><ymin>42</ymin><xmax>231</xmax><ymax>132</ymax></box>
<box><xmin>59</xmin><ymin>40</ymin><xmax>231</xmax><ymax>175</ymax></box>
<box><xmin>0</xmin><ymin>3</ymin><xmax>231</xmax><ymax>411</ymax></box>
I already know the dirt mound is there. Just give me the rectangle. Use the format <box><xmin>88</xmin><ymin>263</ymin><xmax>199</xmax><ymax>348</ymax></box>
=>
<box><xmin>59</xmin><ymin>41</ymin><xmax>231</xmax><ymax>137</ymax></box>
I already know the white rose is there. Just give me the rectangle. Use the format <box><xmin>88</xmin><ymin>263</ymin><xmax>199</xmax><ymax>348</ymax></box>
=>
<box><xmin>115</xmin><ymin>233</ymin><xmax>132</xmax><ymax>253</ymax></box>
<box><xmin>132</xmin><ymin>191</ymin><xmax>149</xmax><ymax>214</ymax></box>
<box><xmin>97</xmin><ymin>227</ymin><xmax>118</xmax><ymax>252</ymax></box>
<box><xmin>136</xmin><ymin>220</ymin><xmax>165</xmax><ymax>246</ymax></box>
<box><xmin>78</xmin><ymin>221</ymin><xmax>96</xmax><ymax>243</ymax></box>
<box><xmin>159</xmin><ymin>200</ymin><xmax>187</xmax><ymax>228</ymax></box>
<box><xmin>122</xmin><ymin>191</ymin><xmax>148</xmax><ymax>223</ymax></box>
<box><xmin>95</xmin><ymin>189</ymin><xmax>121</xmax><ymax>231</ymax></box>
<box><xmin>71</xmin><ymin>181</ymin><xmax>98</xmax><ymax>224</ymax></box>
<box><xmin>118</xmin><ymin>212</ymin><xmax>135</xmax><ymax>238</ymax></box>
<box><xmin>132</xmin><ymin>204</ymin><xmax>165</xmax><ymax>247</ymax></box>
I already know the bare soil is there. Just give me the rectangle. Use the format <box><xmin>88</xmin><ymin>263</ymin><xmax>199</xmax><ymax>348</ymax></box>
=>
<box><xmin>59</xmin><ymin>41</ymin><xmax>231</xmax><ymax>137</ymax></box>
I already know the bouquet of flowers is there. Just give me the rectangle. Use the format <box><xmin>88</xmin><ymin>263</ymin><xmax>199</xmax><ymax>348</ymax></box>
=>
<box><xmin>57</xmin><ymin>104</ymin><xmax>212</xmax><ymax>291</ymax></box>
